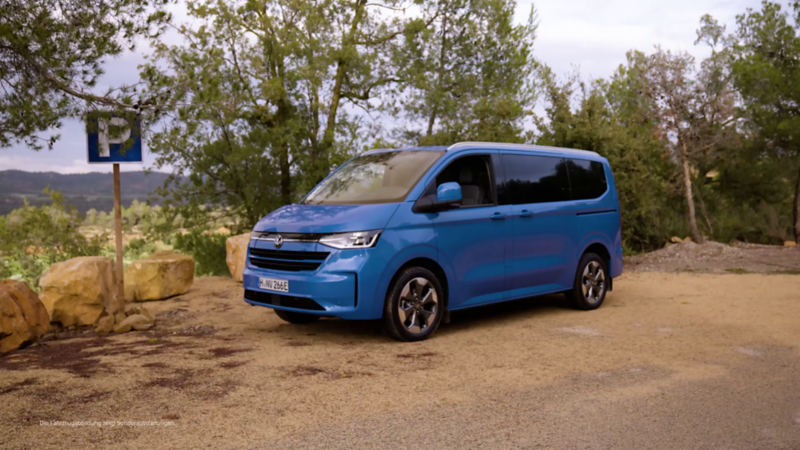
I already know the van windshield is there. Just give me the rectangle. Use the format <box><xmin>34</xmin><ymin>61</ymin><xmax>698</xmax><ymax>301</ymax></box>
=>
<box><xmin>302</xmin><ymin>150</ymin><xmax>445</xmax><ymax>205</ymax></box>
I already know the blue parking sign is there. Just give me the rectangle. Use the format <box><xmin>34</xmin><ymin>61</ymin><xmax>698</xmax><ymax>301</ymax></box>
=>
<box><xmin>86</xmin><ymin>114</ymin><xmax>143</xmax><ymax>164</ymax></box>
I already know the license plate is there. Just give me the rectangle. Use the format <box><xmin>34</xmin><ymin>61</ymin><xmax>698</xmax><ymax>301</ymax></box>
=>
<box><xmin>259</xmin><ymin>277</ymin><xmax>289</xmax><ymax>293</ymax></box>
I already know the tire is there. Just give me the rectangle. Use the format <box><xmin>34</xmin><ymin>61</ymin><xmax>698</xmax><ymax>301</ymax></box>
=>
<box><xmin>274</xmin><ymin>309</ymin><xmax>321</xmax><ymax>324</ymax></box>
<box><xmin>565</xmin><ymin>253</ymin><xmax>609</xmax><ymax>310</ymax></box>
<box><xmin>383</xmin><ymin>267</ymin><xmax>445</xmax><ymax>342</ymax></box>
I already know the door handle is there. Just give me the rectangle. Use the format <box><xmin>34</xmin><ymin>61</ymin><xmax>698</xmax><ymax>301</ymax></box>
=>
<box><xmin>519</xmin><ymin>210</ymin><xmax>533</xmax><ymax>218</ymax></box>
<box><xmin>490</xmin><ymin>212</ymin><xmax>506</xmax><ymax>220</ymax></box>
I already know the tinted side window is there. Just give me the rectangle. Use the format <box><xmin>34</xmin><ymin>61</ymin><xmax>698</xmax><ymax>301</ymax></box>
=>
<box><xmin>567</xmin><ymin>159</ymin><xmax>607</xmax><ymax>200</ymax></box>
<box><xmin>502</xmin><ymin>154</ymin><xmax>571</xmax><ymax>204</ymax></box>
<box><xmin>428</xmin><ymin>155</ymin><xmax>494</xmax><ymax>206</ymax></box>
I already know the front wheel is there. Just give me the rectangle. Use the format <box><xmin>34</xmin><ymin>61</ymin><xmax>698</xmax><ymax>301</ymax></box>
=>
<box><xmin>383</xmin><ymin>267</ymin><xmax>444</xmax><ymax>342</ymax></box>
<box><xmin>274</xmin><ymin>309</ymin><xmax>321</xmax><ymax>324</ymax></box>
<box><xmin>565</xmin><ymin>253</ymin><xmax>609</xmax><ymax>310</ymax></box>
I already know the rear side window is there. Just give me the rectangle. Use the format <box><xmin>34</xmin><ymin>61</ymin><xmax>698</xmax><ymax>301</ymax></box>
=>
<box><xmin>501</xmin><ymin>154</ymin><xmax>571</xmax><ymax>204</ymax></box>
<box><xmin>566</xmin><ymin>159</ymin><xmax>607</xmax><ymax>200</ymax></box>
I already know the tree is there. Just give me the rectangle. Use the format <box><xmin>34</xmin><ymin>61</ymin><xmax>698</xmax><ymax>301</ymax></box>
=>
<box><xmin>721</xmin><ymin>1</ymin><xmax>800</xmax><ymax>243</ymax></box>
<box><xmin>392</xmin><ymin>0</ymin><xmax>539</xmax><ymax>145</ymax></box>
<box><xmin>536</xmin><ymin>62</ymin><xmax>684</xmax><ymax>252</ymax></box>
<box><xmin>628</xmin><ymin>47</ymin><xmax>737</xmax><ymax>244</ymax></box>
<box><xmin>0</xmin><ymin>0</ymin><xmax>171</xmax><ymax>150</ymax></box>
<box><xmin>141</xmin><ymin>0</ymin><xmax>435</xmax><ymax>229</ymax></box>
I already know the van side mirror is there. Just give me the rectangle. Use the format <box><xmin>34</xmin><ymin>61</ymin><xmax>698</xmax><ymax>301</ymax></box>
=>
<box><xmin>412</xmin><ymin>182</ymin><xmax>463</xmax><ymax>213</ymax></box>
<box><xmin>437</xmin><ymin>182</ymin><xmax>462</xmax><ymax>203</ymax></box>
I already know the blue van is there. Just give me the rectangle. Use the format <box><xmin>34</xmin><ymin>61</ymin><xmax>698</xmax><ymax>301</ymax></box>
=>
<box><xmin>243</xmin><ymin>142</ymin><xmax>622</xmax><ymax>341</ymax></box>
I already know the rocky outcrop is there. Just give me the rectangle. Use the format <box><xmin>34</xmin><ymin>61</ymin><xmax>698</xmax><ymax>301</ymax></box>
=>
<box><xmin>226</xmin><ymin>233</ymin><xmax>250</xmax><ymax>283</ymax></box>
<box><xmin>0</xmin><ymin>281</ymin><xmax>50</xmax><ymax>353</ymax></box>
<box><xmin>39</xmin><ymin>257</ymin><xmax>119</xmax><ymax>327</ymax></box>
<box><xmin>124</xmin><ymin>250</ymin><xmax>194</xmax><ymax>302</ymax></box>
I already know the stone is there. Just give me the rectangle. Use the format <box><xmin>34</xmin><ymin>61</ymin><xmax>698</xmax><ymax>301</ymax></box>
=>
<box><xmin>95</xmin><ymin>314</ymin><xmax>115</xmax><ymax>335</ymax></box>
<box><xmin>133</xmin><ymin>321</ymin><xmax>153</xmax><ymax>331</ymax></box>
<box><xmin>140</xmin><ymin>306</ymin><xmax>155</xmax><ymax>323</ymax></box>
<box><xmin>124</xmin><ymin>250</ymin><xmax>194</xmax><ymax>302</ymax></box>
<box><xmin>226</xmin><ymin>233</ymin><xmax>250</xmax><ymax>283</ymax></box>
<box><xmin>116</xmin><ymin>314</ymin><xmax>151</xmax><ymax>333</ymax></box>
<box><xmin>113</xmin><ymin>322</ymin><xmax>132</xmax><ymax>334</ymax></box>
<box><xmin>0</xmin><ymin>281</ymin><xmax>50</xmax><ymax>353</ymax></box>
<box><xmin>785</xmin><ymin>241</ymin><xmax>797</xmax><ymax>247</ymax></box>
<box><xmin>39</xmin><ymin>256</ymin><xmax>119</xmax><ymax>327</ymax></box>
<box><xmin>123</xmin><ymin>305</ymin><xmax>155</xmax><ymax>324</ymax></box>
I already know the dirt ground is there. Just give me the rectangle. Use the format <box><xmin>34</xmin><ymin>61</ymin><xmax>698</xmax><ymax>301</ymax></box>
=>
<box><xmin>1</xmin><ymin>244</ymin><xmax>799</xmax><ymax>449</ymax></box>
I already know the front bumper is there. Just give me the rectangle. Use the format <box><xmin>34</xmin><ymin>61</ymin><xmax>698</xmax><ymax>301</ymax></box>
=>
<box><xmin>242</xmin><ymin>240</ymin><xmax>382</xmax><ymax>320</ymax></box>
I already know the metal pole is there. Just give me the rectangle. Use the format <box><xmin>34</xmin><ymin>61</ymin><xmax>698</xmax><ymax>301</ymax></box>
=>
<box><xmin>113</xmin><ymin>164</ymin><xmax>125</xmax><ymax>312</ymax></box>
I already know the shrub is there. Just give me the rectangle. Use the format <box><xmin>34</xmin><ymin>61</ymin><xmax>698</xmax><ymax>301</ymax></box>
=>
<box><xmin>0</xmin><ymin>189</ymin><xmax>106</xmax><ymax>289</ymax></box>
<box><xmin>172</xmin><ymin>230</ymin><xmax>230</xmax><ymax>277</ymax></box>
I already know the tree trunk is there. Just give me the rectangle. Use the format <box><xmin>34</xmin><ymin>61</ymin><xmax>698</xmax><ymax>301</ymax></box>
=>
<box><xmin>426</xmin><ymin>13</ymin><xmax>448</xmax><ymax>138</ymax></box>
<box><xmin>794</xmin><ymin>164</ymin><xmax>800</xmax><ymax>244</ymax></box>
<box><xmin>279</xmin><ymin>145</ymin><xmax>291</xmax><ymax>205</ymax></box>
<box><xmin>679</xmin><ymin>141</ymin><xmax>703</xmax><ymax>243</ymax></box>
<box><xmin>318</xmin><ymin>0</ymin><xmax>367</xmax><ymax>182</ymax></box>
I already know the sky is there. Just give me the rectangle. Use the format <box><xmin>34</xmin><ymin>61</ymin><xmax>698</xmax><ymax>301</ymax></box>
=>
<box><xmin>0</xmin><ymin>0</ymin><xmax>772</xmax><ymax>174</ymax></box>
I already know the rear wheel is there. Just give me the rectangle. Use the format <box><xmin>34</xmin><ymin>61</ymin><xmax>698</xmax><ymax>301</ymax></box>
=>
<box><xmin>383</xmin><ymin>267</ymin><xmax>444</xmax><ymax>342</ymax></box>
<box><xmin>274</xmin><ymin>309</ymin><xmax>321</xmax><ymax>324</ymax></box>
<box><xmin>566</xmin><ymin>253</ymin><xmax>609</xmax><ymax>310</ymax></box>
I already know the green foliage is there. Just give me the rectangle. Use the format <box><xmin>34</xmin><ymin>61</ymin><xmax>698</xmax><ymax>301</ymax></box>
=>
<box><xmin>5</xmin><ymin>0</ymin><xmax>800</xmax><ymax>254</ymax></box>
<box><xmin>0</xmin><ymin>0</ymin><xmax>172</xmax><ymax>150</ymax></box>
<box><xmin>124</xmin><ymin>237</ymin><xmax>159</xmax><ymax>261</ymax></box>
<box><xmin>0</xmin><ymin>189</ymin><xmax>106</xmax><ymax>289</ymax></box>
<box><xmin>172</xmin><ymin>230</ymin><xmax>230</xmax><ymax>277</ymax></box>
<box><xmin>392</xmin><ymin>0</ymin><xmax>540</xmax><ymax>145</ymax></box>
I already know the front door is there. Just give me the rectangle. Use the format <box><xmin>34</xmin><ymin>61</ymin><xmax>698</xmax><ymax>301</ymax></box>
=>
<box><xmin>501</xmin><ymin>153</ymin><xmax>576</xmax><ymax>298</ymax></box>
<box><xmin>428</xmin><ymin>153</ymin><xmax>512</xmax><ymax>309</ymax></box>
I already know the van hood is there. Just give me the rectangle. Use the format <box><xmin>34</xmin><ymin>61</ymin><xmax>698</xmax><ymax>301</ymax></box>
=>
<box><xmin>254</xmin><ymin>203</ymin><xmax>401</xmax><ymax>234</ymax></box>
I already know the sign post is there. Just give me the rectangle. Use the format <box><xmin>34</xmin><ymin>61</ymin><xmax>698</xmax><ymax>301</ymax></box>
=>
<box><xmin>86</xmin><ymin>113</ymin><xmax>143</xmax><ymax>315</ymax></box>
<box><xmin>113</xmin><ymin>164</ymin><xmax>124</xmax><ymax>308</ymax></box>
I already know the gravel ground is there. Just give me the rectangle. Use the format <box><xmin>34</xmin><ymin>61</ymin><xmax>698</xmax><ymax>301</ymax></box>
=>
<box><xmin>1</xmin><ymin>271</ymin><xmax>800</xmax><ymax>450</ymax></box>
<box><xmin>625</xmin><ymin>241</ymin><xmax>800</xmax><ymax>273</ymax></box>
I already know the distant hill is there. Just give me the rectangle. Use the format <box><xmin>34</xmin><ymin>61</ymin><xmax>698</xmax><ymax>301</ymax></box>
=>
<box><xmin>0</xmin><ymin>170</ymin><xmax>172</xmax><ymax>215</ymax></box>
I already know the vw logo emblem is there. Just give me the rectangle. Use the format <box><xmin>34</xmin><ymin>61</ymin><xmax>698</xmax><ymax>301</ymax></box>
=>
<box><xmin>273</xmin><ymin>234</ymin><xmax>284</xmax><ymax>249</ymax></box>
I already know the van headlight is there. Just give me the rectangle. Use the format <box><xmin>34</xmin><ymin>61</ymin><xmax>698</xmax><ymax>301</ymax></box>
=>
<box><xmin>319</xmin><ymin>230</ymin><xmax>382</xmax><ymax>249</ymax></box>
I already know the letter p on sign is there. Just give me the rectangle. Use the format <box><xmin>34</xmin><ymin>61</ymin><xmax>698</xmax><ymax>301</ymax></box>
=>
<box><xmin>86</xmin><ymin>113</ymin><xmax>143</xmax><ymax>164</ymax></box>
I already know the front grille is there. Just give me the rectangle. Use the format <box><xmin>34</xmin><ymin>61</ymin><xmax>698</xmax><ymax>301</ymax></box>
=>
<box><xmin>249</xmin><ymin>248</ymin><xmax>330</xmax><ymax>272</ymax></box>
<box><xmin>245</xmin><ymin>290</ymin><xmax>325</xmax><ymax>311</ymax></box>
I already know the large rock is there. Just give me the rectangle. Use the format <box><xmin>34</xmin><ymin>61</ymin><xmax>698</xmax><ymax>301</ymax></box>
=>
<box><xmin>226</xmin><ymin>233</ymin><xmax>250</xmax><ymax>283</ymax></box>
<box><xmin>0</xmin><ymin>281</ymin><xmax>50</xmax><ymax>353</ymax></box>
<box><xmin>124</xmin><ymin>250</ymin><xmax>194</xmax><ymax>302</ymax></box>
<box><xmin>39</xmin><ymin>257</ymin><xmax>118</xmax><ymax>327</ymax></box>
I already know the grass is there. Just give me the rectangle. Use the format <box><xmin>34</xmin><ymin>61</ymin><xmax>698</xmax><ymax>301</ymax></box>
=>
<box><xmin>725</xmin><ymin>268</ymin><xmax>752</xmax><ymax>274</ymax></box>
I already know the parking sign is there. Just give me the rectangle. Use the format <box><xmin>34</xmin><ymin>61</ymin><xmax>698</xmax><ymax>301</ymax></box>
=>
<box><xmin>86</xmin><ymin>113</ymin><xmax>143</xmax><ymax>163</ymax></box>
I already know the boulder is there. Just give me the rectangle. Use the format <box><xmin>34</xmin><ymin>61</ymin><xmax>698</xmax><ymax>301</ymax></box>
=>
<box><xmin>39</xmin><ymin>257</ymin><xmax>119</xmax><ymax>327</ymax></box>
<box><xmin>226</xmin><ymin>233</ymin><xmax>250</xmax><ymax>283</ymax></box>
<box><xmin>0</xmin><ymin>281</ymin><xmax>50</xmax><ymax>353</ymax></box>
<box><xmin>124</xmin><ymin>250</ymin><xmax>194</xmax><ymax>302</ymax></box>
